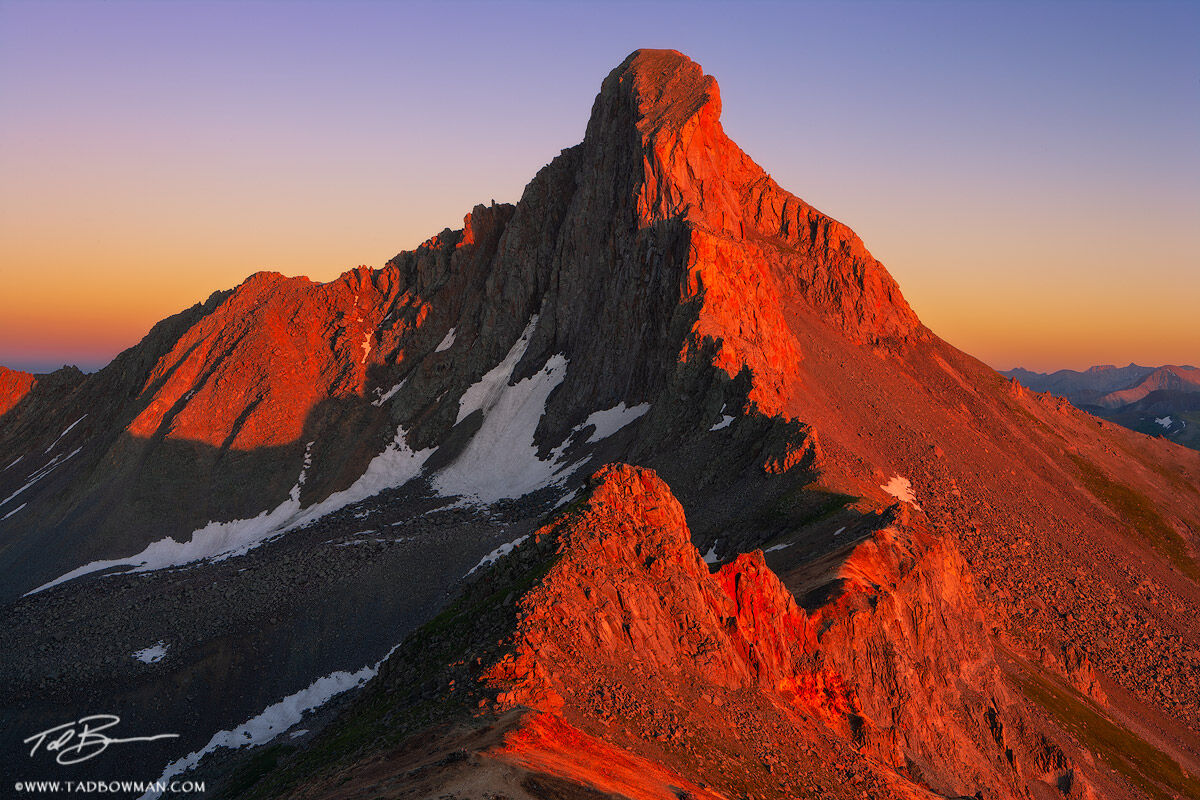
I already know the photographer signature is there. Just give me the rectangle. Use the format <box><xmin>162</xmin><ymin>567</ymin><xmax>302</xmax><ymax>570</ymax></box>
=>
<box><xmin>24</xmin><ymin>715</ymin><xmax>180</xmax><ymax>765</ymax></box>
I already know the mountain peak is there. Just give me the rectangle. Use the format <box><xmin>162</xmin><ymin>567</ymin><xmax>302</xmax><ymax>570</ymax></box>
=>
<box><xmin>596</xmin><ymin>49</ymin><xmax>721</xmax><ymax>139</ymax></box>
<box><xmin>549</xmin><ymin>49</ymin><xmax>923</xmax><ymax>417</ymax></box>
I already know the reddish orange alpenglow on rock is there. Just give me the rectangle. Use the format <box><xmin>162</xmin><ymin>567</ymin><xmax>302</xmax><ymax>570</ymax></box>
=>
<box><xmin>490</xmin><ymin>712</ymin><xmax>728</xmax><ymax>800</ymax></box>
<box><xmin>596</xmin><ymin>50</ymin><xmax>920</xmax><ymax>417</ymax></box>
<box><xmin>0</xmin><ymin>366</ymin><xmax>36</xmax><ymax>418</ymax></box>
<box><xmin>480</xmin><ymin>463</ymin><xmax>1058</xmax><ymax>798</ymax></box>
<box><xmin>125</xmin><ymin>49</ymin><xmax>922</xmax><ymax>450</ymax></box>
<box><xmin>483</xmin><ymin>463</ymin><xmax>835</xmax><ymax>711</ymax></box>
<box><xmin>124</xmin><ymin>269</ymin><xmax>429</xmax><ymax>450</ymax></box>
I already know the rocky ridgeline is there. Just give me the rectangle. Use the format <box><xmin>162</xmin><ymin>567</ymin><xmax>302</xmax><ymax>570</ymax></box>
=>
<box><xmin>261</xmin><ymin>465</ymin><xmax>1100</xmax><ymax>799</ymax></box>
<box><xmin>479</xmin><ymin>465</ymin><xmax>1092</xmax><ymax>799</ymax></box>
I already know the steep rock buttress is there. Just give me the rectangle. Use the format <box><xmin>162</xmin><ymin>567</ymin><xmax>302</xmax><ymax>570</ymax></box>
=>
<box><xmin>473</xmin><ymin>465</ymin><xmax>1097</xmax><ymax>800</ymax></box>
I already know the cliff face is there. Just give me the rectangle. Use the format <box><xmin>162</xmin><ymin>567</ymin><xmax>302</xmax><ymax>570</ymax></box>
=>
<box><xmin>477</xmin><ymin>465</ymin><xmax>1088</xmax><ymax>800</ymax></box>
<box><xmin>262</xmin><ymin>466</ymin><xmax>1103</xmax><ymax>800</ymax></box>
<box><xmin>582</xmin><ymin>49</ymin><xmax>919</xmax><ymax>417</ymax></box>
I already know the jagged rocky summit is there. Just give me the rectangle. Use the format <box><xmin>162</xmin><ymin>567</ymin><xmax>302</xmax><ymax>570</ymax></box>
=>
<box><xmin>1</xmin><ymin>50</ymin><xmax>1199</xmax><ymax>800</ymax></box>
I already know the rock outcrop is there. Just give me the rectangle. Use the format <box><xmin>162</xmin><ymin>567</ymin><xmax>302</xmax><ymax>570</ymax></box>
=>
<box><xmin>260</xmin><ymin>465</ymin><xmax>1111</xmax><ymax>800</ymax></box>
<box><xmin>0</xmin><ymin>366</ymin><xmax>35</xmax><ymax>418</ymax></box>
<box><xmin>476</xmin><ymin>464</ymin><xmax>1091</xmax><ymax>799</ymax></box>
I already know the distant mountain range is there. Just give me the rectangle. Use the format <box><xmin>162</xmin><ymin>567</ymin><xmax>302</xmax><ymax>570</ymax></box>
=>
<box><xmin>1004</xmin><ymin>363</ymin><xmax>1200</xmax><ymax>449</ymax></box>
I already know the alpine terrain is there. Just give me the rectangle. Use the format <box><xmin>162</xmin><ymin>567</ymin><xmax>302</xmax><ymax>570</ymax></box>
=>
<box><xmin>1005</xmin><ymin>364</ymin><xmax>1200</xmax><ymax>451</ymax></box>
<box><xmin>2</xmin><ymin>50</ymin><xmax>1199</xmax><ymax>800</ymax></box>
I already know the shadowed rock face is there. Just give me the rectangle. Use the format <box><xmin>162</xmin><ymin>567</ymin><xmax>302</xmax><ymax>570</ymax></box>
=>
<box><xmin>3</xmin><ymin>48</ymin><xmax>1200</xmax><ymax>800</ymax></box>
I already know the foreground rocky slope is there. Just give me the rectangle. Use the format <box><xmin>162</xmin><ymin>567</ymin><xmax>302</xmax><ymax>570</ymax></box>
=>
<box><xmin>2</xmin><ymin>50</ymin><xmax>1199</xmax><ymax>799</ymax></box>
<box><xmin>223</xmin><ymin>466</ymin><xmax>1191</xmax><ymax>800</ymax></box>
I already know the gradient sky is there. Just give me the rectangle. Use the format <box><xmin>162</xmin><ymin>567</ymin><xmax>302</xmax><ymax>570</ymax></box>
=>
<box><xmin>1</xmin><ymin>0</ymin><xmax>1197</xmax><ymax>374</ymax></box>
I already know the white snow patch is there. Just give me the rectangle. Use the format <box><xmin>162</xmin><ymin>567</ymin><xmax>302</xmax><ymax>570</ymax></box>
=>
<box><xmin>764</xmin><ymin>542</ymin><xmax>793</xmax><ymax>553</ymax></box>
<box><xmin>833</xmin><ymin>526</ymin><xmax>847</xmax><ymax>537</ymax></box>
<box><xmin>581</xmin><ymin>402</ymin><xmax>650</xmax><ymax>444</ymax></box>
<box><xmin>26</xmin><ymin>485</ymin><xmax>309</xmax><ymax>595</ymax></box>
<box><xmin>4</xmin><ymin>456</ymin><xmax>21</xmax><ymax>471</ymax></box>
<box><xmin>553</xmin><ymin>488</ymin><xmax>580</xmax><ymax>509</ymax></box>
<box><xmin>703</xmin><ymin>542</ymin><xmax>720</xmax><ymax>564</ymax></box>
<box><xmin>289</xmin><ymin>729</ymin><xmax>309</xmax><ymax>739</ymax></box>
<box><xmin>2</xmin><ymin>503</ymin><xmax>26</xmax><ymax>520</ymax></box>
<box><xmin>453</xmin><ymin>318</ymin><xmax>536</xmax><ymax>426</ymax></box>
<box><xmin>372</xmin><ymin>377</ymin><xmax>408</xmax><ymax>407</ymax></box>
<box><xmin>1156</xmin><ymin>416</ymin><xmax>1173</xmax><ymax>429</ymax></box>
<box><xmin>45</xmin><ymin>415</ymin><xmax>86</xmax><ymax>453</ymax></box>
<box><xmin>291</xmin><ymin>428</ymin><xmax>434</xmax><ymax>529</ymax></box>
<box><xmin>467</xmin><ymin>535</ymin><xmax>530</xmax><ymax>576</ymax></box>
<box><xmin>434</xmin><ymin>317</ymin><xmax>580</xmax><ymax>504</ymax></box>
<box><xmin>881</xmin><ymin>475</ymin><xmax>920</xmax><ymax>509</ymax></box>
<box><xmin>133</xmin><ymin>642</ymin><xmax>169</xmax><ymax>664</ymax></box>
<box><xmin>27</xmin><ymin>430</ymin><xmax>433</xmax><ymax>595</ymax></box>
<box><xmin>1</xmin><ymin>447</ymin><xmax>82</xmax><ymax>510</ymax></box>
<box><xmin>300</xmin><ymin>442</ymin><xmax>314</xmax><ymax>477</ymax></box>
<box><xmin>710</xmin><ymin>414</ymin><xmax>735</xmax><ymax>431</ymax></box>
<box><xmin>435</xmin><ymin>328</ymin><xmax>456</xmax><ymax>352</ymax></box>
<box><xmin>139</xmin><ymin>657</ymin><xmax>386</xmax><ymax>800</ymax></box>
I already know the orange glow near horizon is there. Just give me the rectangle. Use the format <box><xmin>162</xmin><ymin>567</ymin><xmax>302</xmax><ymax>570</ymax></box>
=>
<box><xmin>856</xmin><ymin>200</ymin><xmax>1200</xmax><ymax>373</ymax></box>
<box><xmin>1</xmin><ymin>158</ymin><xmax>1197</xmax><ymax>375</ymax></box>
<box><xmin>3</xmin><ymin>155</ymin><xmax>1194</xmax><ymax>375</ymax></box>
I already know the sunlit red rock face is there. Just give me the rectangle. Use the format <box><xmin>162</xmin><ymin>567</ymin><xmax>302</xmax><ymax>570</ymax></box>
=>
<box><xmin>0</xmin><ymin>366</ymin><xmax>35</xmax><ymax>418</ymax></box>
<box><xmin>120</xmin><ymin>199</ymin><xmax>520</xmax><ymax>455</ymax></box>
<box><xmin>478</xmin><ymin>465</ymin><xmax>1093</xmax><ymax>800</ymax></box>
<box><xmin>125</xmin><ymin>270</ymin><xmax>394</xmax><ymax>450</ymax></box>
<box><xmin>277</xmin><ymin>466</ymin><xmax>1109</xmax><ymax>799</ymax></box>
<box><xmin>592</xmin><ymin>50</ymin><xmax>920</xmax><ymax>416</ymax></box>
<box><xmin>117</xmin><ymin>51</ymin><xmax>919</xmax><ymax>450</ymax></box>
